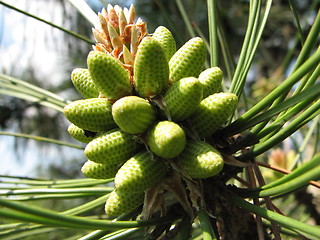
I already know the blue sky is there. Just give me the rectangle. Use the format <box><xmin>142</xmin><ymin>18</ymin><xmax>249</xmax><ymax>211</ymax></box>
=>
<box><xmin>0</xmin><ymin>0</ymin><xmax>100</xmax><ymax>176</ymax></box>
<box><xmin>0</xmin><ymin>6</ymin><xmax>12</xmax><ymax>48</ymax></box>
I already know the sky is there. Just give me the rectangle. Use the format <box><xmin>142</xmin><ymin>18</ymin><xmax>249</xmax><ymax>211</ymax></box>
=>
<box><xmin>0</xmin><ymin>0</ymin><xmax>135</xmax><ymax>83</ymax></box>
<box><xmin>0</xmin><ymin>0</ymin><xmax>105</xmax><ymax>177</ymax></box>
<box><xmin>0</xmin><ymin>0</ymin><xmax>80</xmax><ymax>82</ymax></box>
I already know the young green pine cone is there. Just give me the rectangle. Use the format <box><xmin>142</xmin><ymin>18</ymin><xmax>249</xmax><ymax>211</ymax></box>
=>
<box><xmin>169</xmin><ymin>37</ymin><xmax>206</xmax><ymax>83</ymax></box>
<box><xmin>163</xmin><ymin>77</ymin><xmax>203</xmax><ymax>121</ymax></box>
<box><xmin>177</xmin><ymin>141</ymin><xmax>224</xmax><ymax>178</ymax></box>
<box><xmin>112</xmin><ymin>96</ymin><xmax>157</xmax><ymax>134</ymax></box>
<box><xmin>67</xmin><ymin>124</ymin><xmax>96</xmax><ymax>143</ymax></box>
<box><xmin>105</xmin><ymin>189</ymin><xmax>144</xmax><ymax>217</ymax></box>
<box><xmin>198</xmin><ymin>67</ymin><xmax>223</xmax><ymax>98</ymax></box>
<box><xmin>81</xmin><ymin>160</ymin><xmax>119</xmax><ymax>179</ymax></box>
<box><xmin>115</xmin><ymin>151</ymin><xmax>167</xmax><ymax>193</ymax></box>
<box><xmin>87</xmin><ymin>51</ymin><xmax>132</xmax><ymax>100</ymax></box>
<box><xmin>71</xmin><ymin>68</ymin><xmax>100</xmax><ymax>98</ymax></box>
<box><xmin>152</xmin><ymin>26</ymin><xmax>176</xmax><ymax>61</ymax></box>
<box><xmin>189</xmin><ymin>93</ymin><xmax>238</xmax><ymax>137</ymax></box>
<box><xmin>147</xmin><ymin>121</ymin><xmax>186</xmax><ymax>158</ymax></box>
<box><xmin>64</xmin><ymin>98</ymin><xmax>116</xmax><ymax>132</ymax></box>
<box><xmin>133</xmin><ymin>37</ymin><xmax>169</xmax><ymax>98</ymax></box>
<box><xmin>84</xmin><ymin>128</ymin><xmax>137</xmax><ymax>165</ymax></box>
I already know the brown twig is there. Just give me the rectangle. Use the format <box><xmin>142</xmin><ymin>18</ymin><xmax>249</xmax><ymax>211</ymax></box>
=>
<box><xmin>253</xmin><ymin>162</ymin><xmax>281</xmax><ymax>240</ymax></box>
<box><xmin>233</xmin><ymin>175</ymin><xmax>251</xmax><ymax>188</ymax></box>
<box><xmin>256</xmin><ymin>161</ymin><xmax>320</xmax><ymax>188</ymax></box>
<box><xmin>247</xmin><ymin>166</ymin><xmax>266</xmax><ymax>240</ymax></box>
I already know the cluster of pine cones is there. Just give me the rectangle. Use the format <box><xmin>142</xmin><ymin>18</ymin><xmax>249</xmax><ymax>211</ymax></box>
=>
<box><xmin>64</xmin><ymin>4</ymin><xmax>238</xmax><ymax>217</ymax></box>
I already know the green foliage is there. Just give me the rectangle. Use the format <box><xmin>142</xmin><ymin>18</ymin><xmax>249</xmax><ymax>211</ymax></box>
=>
<box><xmin>0</xmin><ymin>0</ymin><xmax>319</xmax><ymax>239</ymax></box>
